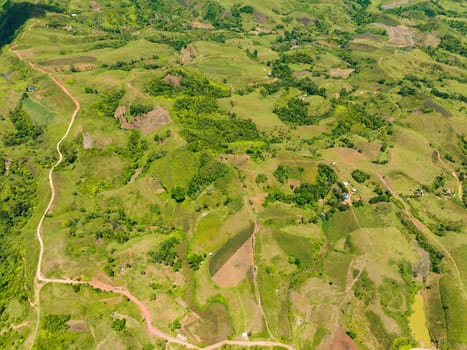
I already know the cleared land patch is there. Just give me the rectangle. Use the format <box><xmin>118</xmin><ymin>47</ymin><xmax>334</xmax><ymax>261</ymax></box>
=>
<box><xmin>212</xmin><ymin>236</ymin><xmax>254</xmax><ymax>288</ymax></box>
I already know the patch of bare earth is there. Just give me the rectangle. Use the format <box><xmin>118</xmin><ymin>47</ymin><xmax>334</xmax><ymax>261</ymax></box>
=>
<box><xmin>212</xmin><ymin>237</ymin><xmax>254</xmax><ymax>288</ymax></box>
<box><xmin>129</xmin><ymin>167</ymin><xmax>143</xmax><ymax>183</ymax></box>
<box><xmin>89</xmin><ymin>1</ymin><xmax>100</xmax><ymax>11</ymax></box>
<box><xmin>332</xmin><ymin>147</ymin><xmax>367</xmax><ymax>166</ymax></box>
<box><xmin>331</xmin><ymin>327</ymin><xmax>359</xmax><ymax>350</ymax></box>
<box><xmin>181</xmin><ymin>45</ymin><xmax>197</xmax><ymax>64</ymax></box>
<box><xmin>66</xmin><ymin>320</ymin><xmax>88</xmax><ymax>332</ymax></box>
<box><xmin>164</xmin><ymin>73</ymin><xmax>182</xmax><ymax>87</ymax></box>
<box><xmin>218</xmin><ymin>154</ymin><xmax>249</xmax><ymax>169</ymax></box>
<box><xmin>191</xmin><ymin>21</ymin><xmax>213</xmax><ymax>29</ymax></box>
<box><xmin>116</xmin><ymin>106</ymin><xmax>172</xmax><ymax>136</ymax></box>
<box><xmin>95</xmin><ymin>136</ymin><xmax>112</xmax><ymax>148</ymax></box>
<box><xmin>381</xmin><ymin>24</ymin><xmax>415</xmax><ymax>47</ymax></box>
<box><xmin>254</xmin><ymin>10</ymin><xmax>267</xmax><ymax>23</ymax></box>
<box><xmin>328</xmin><ymin>68</ymin><xmax>354</xmax><ymax>79</ymax></box>
<box><xmin>381</xmin><ymin>0</ymin><xmax>408</xmax><ymax>10</ymax></box>
<box><xmin>82</xmin><ymin>132</ymin><xmax>93</xmax><ymax>149</ymax></box>
<box><xmin>293</xmin><ymin>71</ymin><xmax>312</xmax><ymax>78</ymax></box>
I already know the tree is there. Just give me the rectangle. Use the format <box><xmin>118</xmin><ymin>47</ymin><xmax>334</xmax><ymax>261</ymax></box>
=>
<box><xmin>351</xmin><ymin>169</ymin><xmax>370</xmax><ymax>183</ymax></box>
<box><xmin>111</xmin><ymin>318</ymin><xmax>126</xmax><ymax>331</ymax></box>
<box><xmin>171</xmin><ymin>187</ymin><xmax>186</xmax><ymax>202</ymax></box>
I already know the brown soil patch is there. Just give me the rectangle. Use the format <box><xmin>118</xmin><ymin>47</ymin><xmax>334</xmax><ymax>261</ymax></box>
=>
<box><xmin>116</xmin><ymin>106</ymin><xmax>172</xmax><ymax>136</ymax></box>
<box><xmin>82</xmin><ymin>132</ymin><xmax>93</xmax><ymax>149</ymax></box>
<box><xmin>250</xmin><ymin>193</ymin><xmax>267</xmax><ymax>212</ymax></box>
<box><xmin>218</xmin><ymin>154</ymin><xmax>249</xmax><ymax>169</ymax></box>
<box><xmin>129</xmin><ymin>167</ymin><xmax>143</xmax><ymax>183</ymax></box>
<box><xmin>191</xmin><ymin>22</ymin><xmax>213</xmax><ymax>29</ymax></box>
<box><xmin>15</xmin><ymin>49</ymin><xmax>34</xmax><ymax>58</ymax></box>
<box><xmin>331</xmin><ymin>327</ymin><xmax>359</xmax><ymax>350</ymax></box>
<box><xmin>181</xmin><ymin>46</ymin><xmax>197</xmax><ymax>65</ymax></box>
<box><xmin>292</xmin><ymin>71</ymin><xmax>312</xmax><ymax>78</ymax></box>
<box><xmin>385</xmin><ymin>25</ymin><xmax>415</xmax><ymax>47</ymax></box>
<box><xmin>89</xmin><ymin>0</ymin><xmax>100</xmax><ymax>11</ymax></box>
<box><xmin>66</xmin><ymin>320</ymin><xmax>88</xmax><ymax>332</ymax></box>
<box><xmin>95</xmin><ymin>136</ymin><xmax>112</xmax><ymax>148</ymax></box>
<box><xmin>287</xmin><ymin>179</ymin><xmax>301</xmax><ymax>189</ymax></box>
<box><xmin>254</xmin><ymin>10</ymin><xmax>268</xmax><ymax>23</ymax></box>
<box><xmin>381</xmin><ymin>0</ymin><xmax>408</xmax><ymax>10</ymax></box>
<box><xmin>356</xmin><ymin>141</ymin><xmax>380</xmax><ymax>161</ymax></box>
<box><xmin>212</xmin><ymin>237</ymin><xmax>254</xmax><ymax>288</ymax></box>
<box><xmin>298</xmin><ymin>16</ymin><xmax>312</xmax><ymax>26</ymax></box>
<box><xmin>328</xmin><ymin>68</ymin><xmax>354</xmax><ymax>79</ymax></box>
<box><xmin>114</xmin><ymin>105</ymin><xmax>126</xmax><ymax>119</ymax></box>
<box><xmin>164</xmin><ymin>73</ymin><xmax>182</xmax><ymax>87</ymax></box>
<box><xmin>332</xmin><ymin>147</ymin><xmax>367</xmax><ymax>166</ymax></box>
<box><xmin>248</xmin><ymin>77</ymin><xmax>279</xmax><ymax>87</ymax></box>
<box><xmin>414</xmin><ymin>32</ymin><xmax>439</xmax><ymax>48</ymax></box>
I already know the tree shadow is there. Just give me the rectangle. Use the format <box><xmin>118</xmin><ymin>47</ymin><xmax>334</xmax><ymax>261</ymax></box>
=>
<box><xmin>0</xmin><ymin>1</ymin><xmax>63</xmax><ymax>48</ymax></box>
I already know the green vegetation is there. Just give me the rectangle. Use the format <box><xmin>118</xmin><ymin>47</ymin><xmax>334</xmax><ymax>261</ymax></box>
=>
<box><xmin>0</xmin><ymin>0</ymin><xmax>465</xmax><ymax>348</ymax></box>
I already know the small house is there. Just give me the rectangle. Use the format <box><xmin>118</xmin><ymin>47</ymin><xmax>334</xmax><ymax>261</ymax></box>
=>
<box><xmin>27</xmin><ymin>86</ymin><xmax>35</xmax><ymax>92</ymax></box>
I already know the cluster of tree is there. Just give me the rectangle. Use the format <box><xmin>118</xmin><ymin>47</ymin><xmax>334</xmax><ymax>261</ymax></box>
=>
<box><xmin>445</xmin><ymin>19</ymin><xmax>467</xmax><ymax>35</ymax></box>
<box><xmin>0</xmin><ymin>158</ymin><xmax>36</xmax><ymax>344</ymax></box>
<box><xmin>92</xmin><ymin>89</ymin><xmax>125</xmax><ymax>119</ymax></box>
<box><xmin>351</xmin><ymin>169</ymin><xmax>370</xmax><ymax>183</ymax></box>
<box><xmin>35</xmin><ymin>314</ymin><xmax>76</xmax><ymax>349</ymax></box>
<box><xmin>148</xmin><ymin>236</ymin><xmax>181</xmax><ymax>271</ymax></box>
<box><xmin>385</xmin><ymin>1</ymin><xmax>442</xmax><ymax>18</ymax></box>
<box><xmin>111</xmin><ymin>318</ymin><xmax>126</xmax><ymax>331</ymax></box>
<box><xmin>65</xmin><ymin>208</ymin><xmax>136</xmax><ymax>243</ymax></box>
<box><xmin>187</xmin><ymin>154</ymin><xmax>228</xmax><ymax>198</ymax></box>
<box><xmin>334</xmin><ymin>103</ymin><xmax>385</xmax><ymax>135</ymax></box>
<box><xmin>147</xmin><ymin>70</ymin><xmax>230</xmax><ymax>98</ymax></box>
<box><xmin>186</xmin><ymin>253</ymin><xmax>206</xmax><ymax>271</ymax></box>
<box><xmin>177</xmin><ymin>113</ymin><xmax>259</xmax><ymax>152</ymax></box>
<box><xmin>439</xmin><ymin>34</ymin><xmax>466</xmax><ymax>56</ymax></box>
<box><xmin>173</xmin><ymin>96</ymin><xmax>219</xmax><ymax>114</ymax></box>
<box><xmin>369</xmin><ymin>186</ymin><xmax>392</xmax><ymax>204</ymax></box>
<box><xmin>273</xmin><ymin>165</ymin><xmax>289</xmax><ymax>183</ymax></box>
<box><xmin>347</xmin><ymin>0</ymin><xmax>375</xmax><ymax>26</ymax></box>
<box><xmin>273</xmin><ymin>98</ymin><xmax>313</xmax><ymax>125</ymax></box>
<box><xmin>268</xmin><ymin>164</ymin><xmax>338</xmax><ymax>207</ymax></box>
<box><xmin>130</xmin><ymin>104</ymin><xmax>153</xmax><ymax>116</ymax></box>
<box><xmin>3</xmin><ymin>107</ymin><xmax>43</xmax><ymax>146</ymax></box>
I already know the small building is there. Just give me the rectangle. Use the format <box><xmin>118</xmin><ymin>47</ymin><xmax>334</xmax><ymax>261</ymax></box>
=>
<box><xmin>343</xmin><ymin>181</ymin><xmax>349</xmax><ymax>187</ymax></box>
<box><xmin>351</xmin><ymin>188</ymin><xmax>357</xmax><ymax>193</ymax></box>
<box><xmin>343</xmin><ymin>193</ymin><xmax>350</xmax><ymax>200</ymax></box>
<box><xmin>413</xmin><ymin>189</ymin><xmax>424</xmax><ymax>197</ymax></box>
<box><xmin>71</xmin><ymin>13</ymin><xmax>77</xmax><ymax>17</ymax></box>
<box><xmin>27</xmin><ymin>86</ymin><xmax>36</xmax><ymax>92</ymax></box>
<box><xmin>241</xmin><ymin>332</ymin><xmax>249</xmax><ymax>339</ymax></box>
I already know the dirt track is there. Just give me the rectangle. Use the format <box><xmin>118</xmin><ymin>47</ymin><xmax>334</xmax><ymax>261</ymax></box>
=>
<box><xmin>377</xmin><ymin>174</ymin><xmax>466</xmax><ymax>300</ymax></box>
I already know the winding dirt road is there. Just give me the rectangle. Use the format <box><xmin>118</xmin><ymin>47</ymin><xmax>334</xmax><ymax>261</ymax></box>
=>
<box><xmin>377</xmin><ymin>174</ymin><xmax>466</xmax><ymax>300</ymax></box>
<box><xmin>11</xmin><ymin>24</ymin><xmax>295</xmax><ymax>350</ymax></box>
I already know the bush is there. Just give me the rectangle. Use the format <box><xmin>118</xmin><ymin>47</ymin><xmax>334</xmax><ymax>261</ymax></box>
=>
<box><xmin>351</xmin><ymin>169</ymin><xmax>370</xmax><ymax>183</ymax></box>
<box><xmin>111</xmin><ymin>318</ymin><xmax>126</xmax><ymax>331</ymax></box>
<box><xmin>171</xmin><ymin>187</ymin><xmax>186</xmax><ymax>202</ymax></box>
